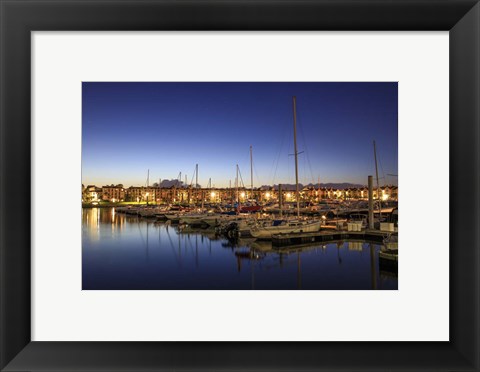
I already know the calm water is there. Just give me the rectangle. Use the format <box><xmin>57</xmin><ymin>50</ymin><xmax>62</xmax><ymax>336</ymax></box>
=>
<box><xmin>82</xmin><ymin>208</ymin><xmax>398</xmax><ymax>290</ymax></box>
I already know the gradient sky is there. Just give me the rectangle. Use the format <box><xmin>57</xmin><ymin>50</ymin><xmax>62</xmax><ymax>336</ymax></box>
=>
<box><xmin>82</xmin><ymin>82</ymin><xmax>398</xmax><ymax>188</ymax></box>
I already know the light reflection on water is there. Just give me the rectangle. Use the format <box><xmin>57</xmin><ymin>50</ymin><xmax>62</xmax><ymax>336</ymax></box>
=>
<box><xmin>82</xmin><ymin>208</ymin><xmax>398</xmax><ymax>290</ymax></box>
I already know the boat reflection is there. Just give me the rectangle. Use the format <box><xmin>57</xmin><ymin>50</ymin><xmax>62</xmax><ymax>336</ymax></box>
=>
<box><xmin>82</xmin><ymin>208</ymin><xmax>398</xmax><ymax>290</ymax></box>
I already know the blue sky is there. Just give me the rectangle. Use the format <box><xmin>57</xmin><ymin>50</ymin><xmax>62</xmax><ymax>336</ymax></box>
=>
<box><xmin>82</xmin><ymin>82</ymin><xmax>398</xmax><ymax>188</ymax></box>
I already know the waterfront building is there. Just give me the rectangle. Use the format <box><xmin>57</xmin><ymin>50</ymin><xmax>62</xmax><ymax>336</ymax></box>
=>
<box><xmin>83</xmin><ymin>183</ymin><xmax>398</xmax><ymax>204</ymax></box>
<box><xmin>102</xmin><ymin>184</ymin><xmax>125</xmax><ymax>202</ymax></box>
<box><xmin>83</xmin><ymin>185</ymin><xmax>102</xmax><ymax>202</ymax></box>
<box><xmin>126</xmin><ymin>186</ymin><xmax>143</xmax><ymax>202</ymax></box>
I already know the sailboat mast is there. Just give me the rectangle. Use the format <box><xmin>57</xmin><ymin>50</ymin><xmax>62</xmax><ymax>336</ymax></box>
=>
<box><xmin>317</xmin><ymin>176</ymin><xmax>320</xmax><ymax>201</ymax></box>
<box><xmin>293</xmin><ymin>96</ymin><xmax>300</xmax><ymax>218</ymax></box>
<box><xmin>146</xmin><ymin>169</ymin><xmax>150</xmax><ymax>205</ymax></box>
<box><xmin>195</xmin><ymin>164</ymin><xmax>198</xmax><ymax>189</ymax></box>
<box><xmin>373</xmin><ymin>140</ymin><xmax>382</xmax><ymax>219</ymax></box>
<box><xmin>250</xmin><ymin>145</ymin><xmax>253</xmax><ymax>200</ymax></box>
<box><xmin>236</xmin><ymin>164</ymin><xmax>239</xmax><ymax>204</ymax></box>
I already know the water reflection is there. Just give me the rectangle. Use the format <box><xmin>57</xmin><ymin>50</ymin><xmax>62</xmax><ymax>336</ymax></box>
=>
<box><xmin>82</xmin><ymin>208</ymin><xmax>398</xmax><ymax>290</ymax></box>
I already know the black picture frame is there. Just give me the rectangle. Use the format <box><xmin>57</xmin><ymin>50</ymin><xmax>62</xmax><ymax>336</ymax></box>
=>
<box><xmin>1</xmin><ymin>0</ymin><xmax>479</xmax><ymax>371</ymax></box>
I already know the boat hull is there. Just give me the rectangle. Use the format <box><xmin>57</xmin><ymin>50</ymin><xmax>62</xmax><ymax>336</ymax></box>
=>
<box><xmin>250</xmin><ymin>220</ymin><xmax>321</xmax><ymax>239</ymax></box>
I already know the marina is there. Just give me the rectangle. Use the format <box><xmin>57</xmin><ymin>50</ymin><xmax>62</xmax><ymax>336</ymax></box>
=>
<box><xmin>82</xmin><ymin>207</ymin><xmax>398</xmax><ymax>290</ymax></box>
<box><xmin>82</xmin><ymin>82</ymin><xmax>398</xmax><ymax>290</ymax></box>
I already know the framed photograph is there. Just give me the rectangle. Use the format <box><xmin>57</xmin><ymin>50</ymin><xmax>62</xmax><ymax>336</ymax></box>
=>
<box><xmin>1</xmin><ymin>0</ymin><xmax>479</xmax><ymax>371</ymax></box>
<box><xmin>80</xmin><ymin>81</ymin><xmax>400</xmax><ymax>291</ymax></box>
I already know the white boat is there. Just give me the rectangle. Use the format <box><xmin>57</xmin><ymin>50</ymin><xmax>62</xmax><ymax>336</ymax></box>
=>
<box><xmin>201</xmin><ymin>213</ymin><xmax>249</xmax><ymax>227</ymax></box>
<box><xmin>163</xmin><ymin>212</ymin><xmax>183</xmax><ymax>220</ymax></box>
<box><xmin>250</xmin><ymin>219</ymin><xmax>321</xmax><ymax>239</ymax></box>
<box><xmin>137</xmin><ymin>208</ymin><xmax>160</xmax><ymax>218</ymax></box>
<box><xmin>179</xmin><ymin>212</ymin><xmax>223</xmax><ymax>225</ymax></box>
<box><xmin>200</xmin><ymin>216</ymin><xmax>223</xmax><ymax>227</ymax></box>
<box><xmin>178</xmin><ymin>214</ymin><xmax>208</xmax><ymax>224</ymax></box>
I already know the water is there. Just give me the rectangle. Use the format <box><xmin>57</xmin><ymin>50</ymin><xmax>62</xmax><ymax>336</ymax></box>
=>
<box><xmin>82</xmin><ymin>208</ymin><xmax>398</xmax><ymax>290</ymax></box>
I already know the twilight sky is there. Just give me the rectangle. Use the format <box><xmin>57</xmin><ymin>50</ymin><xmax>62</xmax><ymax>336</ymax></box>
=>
<box><xmin>82</xmin><ymin>82</ymin><xmax>398</xmax><ymax>188</ymax></box>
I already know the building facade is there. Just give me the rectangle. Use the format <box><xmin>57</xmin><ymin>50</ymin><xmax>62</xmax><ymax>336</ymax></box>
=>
<box><xmin>102</xmin><ymin>185</ymin><xmax>125</xmax><ymax>202</ymax></box>
<box><xmin>83</xmin><ymin>184</ymin><xmax>398</xmax><ymax>204</ymax></box>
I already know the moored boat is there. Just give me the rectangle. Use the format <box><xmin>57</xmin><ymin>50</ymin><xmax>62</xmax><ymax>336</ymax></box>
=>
<box><xmin>249</xmin><ymin>219</ymin><xmax>321</xmax><ymax>239</ymax></box>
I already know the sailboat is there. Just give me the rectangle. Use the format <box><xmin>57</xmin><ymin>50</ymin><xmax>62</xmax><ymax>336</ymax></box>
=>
<box><xmin>249</xmin><ymin>218</ymin><xmax>321</xmax><ymax>239</ymax></box>
<box><xmin>249</xmin><ymin>97</ymin><xmax>321</xmax><ymax>239</ymax></box>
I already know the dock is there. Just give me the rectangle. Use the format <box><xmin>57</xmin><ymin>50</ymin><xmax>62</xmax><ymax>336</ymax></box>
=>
<box><xmin>271</xmin><ymin>229</ymin><xmax>396</xmax><ymax>247</ymax></box>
